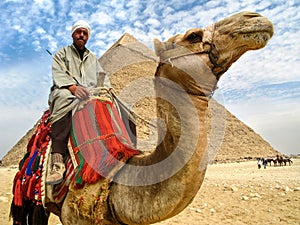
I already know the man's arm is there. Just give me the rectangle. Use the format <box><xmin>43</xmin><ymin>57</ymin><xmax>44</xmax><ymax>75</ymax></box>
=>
<box><xmin>52</xmin><ymin>47</ymin><xmax>77</xmax><ymax>88</ymax></box>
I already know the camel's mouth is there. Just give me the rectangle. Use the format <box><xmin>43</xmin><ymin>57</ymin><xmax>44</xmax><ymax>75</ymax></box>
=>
<box><xmin>238</xmin><ymin>27</ymin><xmax>274</xmax><ymax>40</ymax></box>
<box><xmin>215</xmin><ymin>11</ymin><xmax>274</xmax><ymax>49</ymax></box>
<box><xmin>237</xmin><ymin>19</ymin><xmax>274</xmax><ymax>37</ymax></box>
<box><xmin>235</xmin><ymin>19</ymin><xmax>274</xmax><ymax>49</ymax></box>
<box><xmin>236</xmin><ymin>30</ymin><xmax>273</xmax><ymax>49</ymax></box>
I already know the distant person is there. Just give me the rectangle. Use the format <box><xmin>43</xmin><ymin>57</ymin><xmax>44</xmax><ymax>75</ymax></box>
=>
<box><xmin>257</xmin><ymin>158</ymin><xmax>263</xmax><ymax>169</ymax></box>
<box><xmin>46</xmin><ymin>20</ymin><xmax>110</xmax><ymax>185</ymax></box>
<box><xmin>263</xmin><ymin>158</ymin><xmax>267</xmax><ymax>169</ymax></box>
<box><xmin>257</xmin><ymin>157</ymin><xmax>267</xmax><ymax>169</ymax></box>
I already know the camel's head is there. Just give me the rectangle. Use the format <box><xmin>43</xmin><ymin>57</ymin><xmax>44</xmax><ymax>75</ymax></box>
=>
<box><xmin>154</xmin><ymin>12</ymin><xmax>273</xmax><ymax>97</ymax></box>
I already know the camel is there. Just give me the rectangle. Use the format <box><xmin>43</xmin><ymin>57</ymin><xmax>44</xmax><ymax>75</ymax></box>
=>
<box><xmin>55</xmin><ymin>11</ymin><xmax>273</xmax><ymax>225</ymax></box>
<box><xmin>283</xmin><ymin>158</ymin><xmax>293</xmax><ymax>166</ymax></box>
<box><xmin>274</xmin><ymin>155</ymin><xmax>293</xmax><ymax>166</ymax></box>
<box><xmin>15</xmin><ymin>11</ymin><xmax>274</xmax><ymax>224</ymax></box>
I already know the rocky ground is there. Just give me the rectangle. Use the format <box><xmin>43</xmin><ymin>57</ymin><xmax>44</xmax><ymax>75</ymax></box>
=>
<box><xmin>1</xmin><ymin>159</ymin><xmax>299</xmax><ymax>225</ymax></box>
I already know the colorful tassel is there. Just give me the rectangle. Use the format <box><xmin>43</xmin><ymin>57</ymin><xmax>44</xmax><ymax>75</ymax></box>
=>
<box><xmin>13</xmin><ymin>179</ymin><xmax>22</xmax><ymax>206</ymax></box>
<box><xmin>10</xmin><ymin>110</ymin><xmax>51</xmax><ymax>224</ymax></box>
<box><xmin>26</xmin><ymin>174</ymin><xmax>37</xmax><ymax>199</ymax></box>
<box><xmin>25</xmin><ymin>150</ymin><xmax>38</xmax><ymax>176</ymax></box>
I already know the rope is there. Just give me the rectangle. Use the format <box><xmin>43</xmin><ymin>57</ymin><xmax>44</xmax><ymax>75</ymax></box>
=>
<box><xmin>46</xmin><ymin>49</ymin><xmax>82</xmax><ymax>86</ymax></box>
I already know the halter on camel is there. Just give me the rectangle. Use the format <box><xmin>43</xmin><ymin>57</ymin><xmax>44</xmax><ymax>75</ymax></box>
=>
<box><xmin>154</xmin><ymin>23</ymin><xmax>219</xmax><ymax>99</ymax></box>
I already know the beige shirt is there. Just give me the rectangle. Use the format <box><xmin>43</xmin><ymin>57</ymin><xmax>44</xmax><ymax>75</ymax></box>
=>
<box><xmin>49</xmin><ymin>45</ymin><xmax>109</xmax><ymax>123</ymax></box>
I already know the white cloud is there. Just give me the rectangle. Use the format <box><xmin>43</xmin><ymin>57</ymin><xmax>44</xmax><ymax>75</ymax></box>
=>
<box><xmin>91</xmin><ymin>11</ymin><xmax>114</xmax><ymax>25</ymax></box>
<box><xmin>115</xmin><ymin>10</ymin><xmax>127</xmax><ymax>20</ymax></box>
<box><xmin>3</xmin><ymin>0</ymin><xmax>24</xmax><ymax>2</ymax></box>
<box><xmin>0</xmin><ymin>52</ymin><xmax>10</xmax><ymax>62</ymax></box>
<box><xmin>35</xmin><ymin>27</ymin><xmax>46</xmax><ymax>35</ymax></box>
<box><xmin>145</xmin><ymin>18</ymin><xmax>161</xmax><ymax>28</ymax></box>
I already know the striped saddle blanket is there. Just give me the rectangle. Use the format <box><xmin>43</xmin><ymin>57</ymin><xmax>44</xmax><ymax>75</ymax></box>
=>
<box><xmin>70</xmin><ymin>98</ymin><xmax>141</xmax><ymax>186</ymax></box>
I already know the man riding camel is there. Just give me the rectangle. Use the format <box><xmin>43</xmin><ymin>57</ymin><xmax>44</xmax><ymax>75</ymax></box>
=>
<box><xmin>46</xmin><ymin>20</ymin><xmax>110</xmax><ymax>185</ymax></box>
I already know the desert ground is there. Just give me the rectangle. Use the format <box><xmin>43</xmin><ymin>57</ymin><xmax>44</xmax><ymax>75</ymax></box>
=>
<box><xmin>1</xmin><ymin>159</ymin><xmax>299</xmax><ymax>225</ymax></box>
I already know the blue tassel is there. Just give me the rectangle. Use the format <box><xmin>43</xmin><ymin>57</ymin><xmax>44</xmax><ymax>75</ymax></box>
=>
<box><xmin>25</xmin><ymin>150</ymin><xmax>38</xmax><ymax>176</ymax></box>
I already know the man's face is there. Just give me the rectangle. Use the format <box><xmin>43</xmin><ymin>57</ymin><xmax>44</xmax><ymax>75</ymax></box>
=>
<box><xmin>72</xmin><ymin>28</ymin><xmax>89</xmax><ymax>50</ymax></box>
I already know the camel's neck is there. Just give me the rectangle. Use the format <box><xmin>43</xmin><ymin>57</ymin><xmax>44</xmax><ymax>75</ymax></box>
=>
<box><xmin>109</xmin><ymin>61</ymin><xmax>215</xmax><ymax>224</ymax></box>
<box><xmin>152</xmin><ymin>76</ymin><xmax>209</xmax><ymax>164</ymax></box>
<box><xmin>130</xmin><ymin>69</ymin><xmax>211</xmax><ymax>219</ymax></box>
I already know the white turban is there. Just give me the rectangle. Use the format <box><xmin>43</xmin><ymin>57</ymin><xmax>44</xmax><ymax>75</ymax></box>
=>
<box><xmin>71</xmin><ymin>20</ymin><xmax>91</xmax><ymax>37</ymax></box>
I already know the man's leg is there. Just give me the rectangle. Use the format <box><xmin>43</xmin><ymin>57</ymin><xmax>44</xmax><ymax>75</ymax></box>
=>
<box><xmin>46</xmin><ymin>111</ymin><xmax>72</xmax><ymax>185</ymax></box>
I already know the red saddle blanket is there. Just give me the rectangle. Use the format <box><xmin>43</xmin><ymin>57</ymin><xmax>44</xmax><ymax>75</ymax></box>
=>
<box><xmin>70</xmin><ymin>98</ymin><xmax>140</xmax><ymax>186</ymax></box>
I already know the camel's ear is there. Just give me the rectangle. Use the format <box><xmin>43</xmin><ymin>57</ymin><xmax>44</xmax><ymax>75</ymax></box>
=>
<box><xmin>154</xmin><ymin>38</ymin><xmax>167</xmax><ymax>56</ymax></box>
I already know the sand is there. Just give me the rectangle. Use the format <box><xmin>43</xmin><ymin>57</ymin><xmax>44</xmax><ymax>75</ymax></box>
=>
<box><xmin>1</xmin><ymin>159</ymin><xmax>299</xmax><ymax>225</ymax></box>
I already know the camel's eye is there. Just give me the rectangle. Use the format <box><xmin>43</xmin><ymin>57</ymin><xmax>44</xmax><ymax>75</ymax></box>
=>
<box><xmin>186</xmin><ymin>32</ymin><xmax>203</xmax><ymax>43</ymax></box>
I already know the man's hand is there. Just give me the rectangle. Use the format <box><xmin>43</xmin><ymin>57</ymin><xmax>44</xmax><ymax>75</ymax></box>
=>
<box><xmin>68</xmin><ymin>85</ymin><xmax>90</xmax><ymax>100</ymax></box>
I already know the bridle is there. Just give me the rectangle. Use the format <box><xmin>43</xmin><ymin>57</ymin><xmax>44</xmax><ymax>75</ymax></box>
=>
<box><xmin>155</xmin><ymin>23</ymin><xmax>220</xmax><ymax>99</ymax></box>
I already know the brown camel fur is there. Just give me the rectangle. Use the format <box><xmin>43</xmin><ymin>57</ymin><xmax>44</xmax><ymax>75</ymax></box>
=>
<box><xmin>48</xmin><ymin>11</ymin><xmax>273</xmax><ymax>224</ymax></box>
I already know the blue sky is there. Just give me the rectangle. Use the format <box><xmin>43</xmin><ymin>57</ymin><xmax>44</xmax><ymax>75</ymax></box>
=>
<box><xmin>0</xmin><ymin>0</ymin><xmax>299</xmax><ymax>159</ymax></box>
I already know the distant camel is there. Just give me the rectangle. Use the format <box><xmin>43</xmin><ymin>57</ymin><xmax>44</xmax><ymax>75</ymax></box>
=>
<box><xmin>282</xmin><ymin>158</ymin><xmax>293</xmax><ymax>166</ymax></box>
<box><xmin>265</xmin><ymin>158</ymin><xmax>275</xmax><ymax>166</ymax></box>
<box><xmin>276</xmin><ymin>155</ymin><xmax>284</xmax><ymax>166</ymax></box>
<box><xmin>274</xmin><ymin>155</ymin><xmax>293</xmax><ymax>166</ymax></box>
